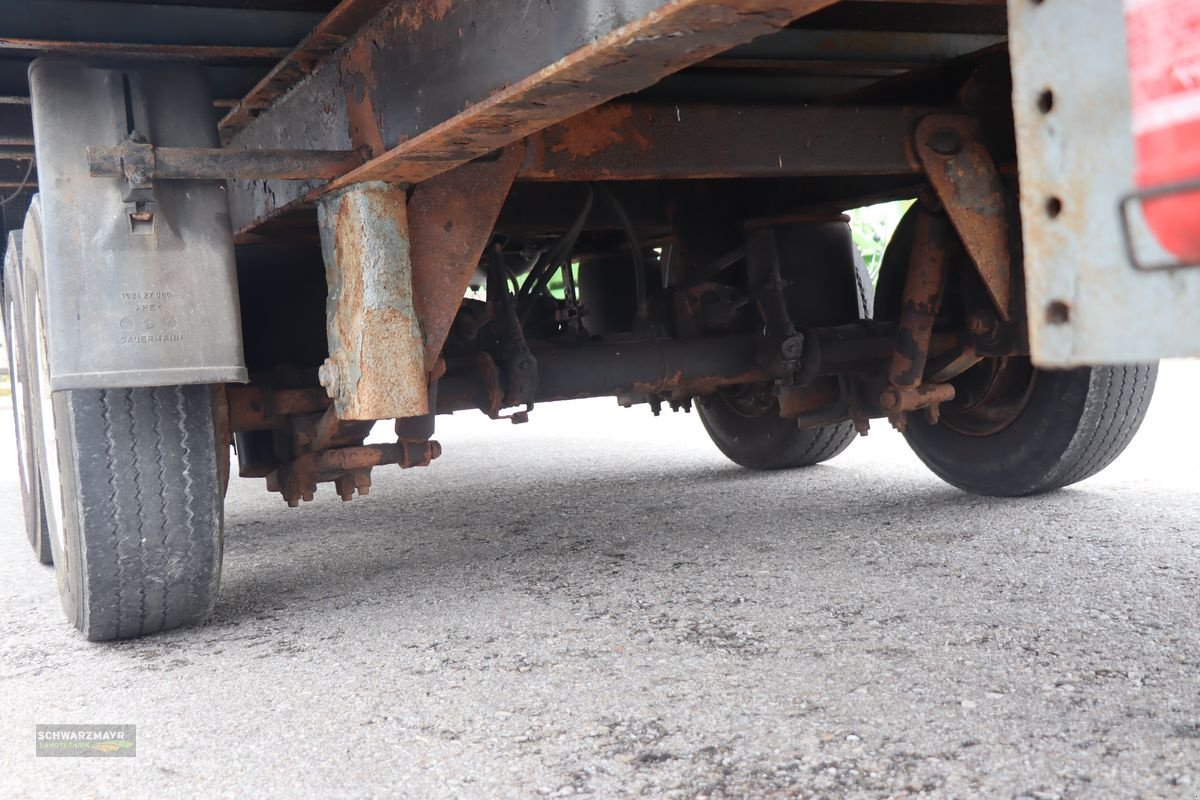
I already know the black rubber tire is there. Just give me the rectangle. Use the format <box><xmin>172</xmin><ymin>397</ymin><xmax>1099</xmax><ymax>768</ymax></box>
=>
<box><xmin>22</xmin><ymin>198</ymin><xmax>224</xmax><ymax>640</ymax></box>
<box><xmin>3</xmin><ymin>232</ymin><xmax>52</xmax><ymax>563</ymax></box>
<box><xmin>697</xmin><ymin>221</ymin><xmax>871</xmax><ymax>470</ymax></box>
<box><xmin>903</xmin><ymin>364</ymin><xmax>1157</xmax><ymax>496</ymax></box>
<box><xmin>697</xmin><ymin>398</ymin><xmax>860</xmax><ymax>470</ymax></box>
<box><xmin>878</xmin><ymin>204</ymin><xmax>1157</xmax><ymax>497</ymax></box>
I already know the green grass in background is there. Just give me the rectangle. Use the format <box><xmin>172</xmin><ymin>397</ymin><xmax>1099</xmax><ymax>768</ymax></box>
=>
<box><xmin>847</xmin><ymin>199</ymin><xmax>913</xmax><ymax>285</ymax></box>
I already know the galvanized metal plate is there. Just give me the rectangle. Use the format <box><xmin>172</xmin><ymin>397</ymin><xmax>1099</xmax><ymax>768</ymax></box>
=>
<box><xmin>28</xmin><ymin>59</ymin><xmax>247</xmax><ymax>390</ymax></box>
<box><xmin>1009</xmin><ymin>0</ymin><xmax>1200</xmax><ymax>366</ymax></box>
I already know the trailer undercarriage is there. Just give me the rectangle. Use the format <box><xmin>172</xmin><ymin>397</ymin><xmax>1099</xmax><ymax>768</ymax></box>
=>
<box><xmin>0</xmin><ymin>0</ymin><xmax>1172</xmax><ymax>638</ymax></box>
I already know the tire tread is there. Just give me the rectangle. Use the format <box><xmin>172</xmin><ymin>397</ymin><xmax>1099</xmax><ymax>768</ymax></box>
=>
<box><xmin>70</xmin><ymin>385</ymin><xmax>221</xmax><ymax>640</ymax></box>
<box><xmin>1054</xmin><ymin>363</ymin><xmax>1157</xmax><ymax>491</ymax></box>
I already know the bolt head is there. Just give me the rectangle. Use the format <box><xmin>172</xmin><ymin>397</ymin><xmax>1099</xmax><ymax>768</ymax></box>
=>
<box><xmin>780</xmin><ymin>335</ymin><xmax>805</xmax><ymax>361</ymax></box>
<box><xmin>318</xmin><ymin>358</ymin><xmax>340</xmax><ymax>397</ymax></box>
<box><xmin>928</xmin><ymin>128</ymin><xmax>963</xmax><ymax>156</ymax></box>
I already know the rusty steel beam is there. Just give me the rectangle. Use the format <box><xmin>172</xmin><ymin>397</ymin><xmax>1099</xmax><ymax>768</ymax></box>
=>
<box><xmin>519</xmin><ymin>103</ymin><xmax>930</xmax><ymax>181</ymax></box>
<box><xmin>0</xmin><ymin>37</ymin><xmax>289</xmax><ymax>62</ymax></box>
<box><xmin>227</xmin><ymin>0</ymin><xmax>844</xmax><ymax>234</ymax></box>
<box><xmin>437</xmin><ymin>325</ymin><xmax>935</xmax><ymax>415</ymax></box>
<box><xmin>219</xmin><ymin>0</ymin><xmax>395</xmax><ymax>143</ymax></box>
<box><xmin>914</xmin><ymin>114</ymin><xmax>1013</xmax><ymax>320</ymax></box>
<box><xmin>227</xmin><ymin>386</ymin><xmax>330</xmax><ymax>433</ymax></box>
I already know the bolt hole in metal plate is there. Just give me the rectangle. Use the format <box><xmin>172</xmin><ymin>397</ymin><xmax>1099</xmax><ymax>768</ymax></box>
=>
<box><xmin>1008</xmin><ymin>0</ymin><xmax>1200</xmax><ymax>365</ymax></box>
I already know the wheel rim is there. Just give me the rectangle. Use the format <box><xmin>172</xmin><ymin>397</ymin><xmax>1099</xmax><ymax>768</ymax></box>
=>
<box><xmin>33</xmin><ymin>293</ymin><xmax>65</xmax><ymax>558</ymax></box>
<box><xmin>938</xmin><ymin>356</ymin><xmax>1037</xmax><ymax>437</ymax></box>
<box><xmin>712</xmin><ymin>383</ymin><xmax>776</xmax><ymax>418</ymax></box>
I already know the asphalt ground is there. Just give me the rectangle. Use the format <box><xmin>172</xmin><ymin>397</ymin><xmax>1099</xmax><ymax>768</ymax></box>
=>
<box><xmin>1</xmin><ymin>361</ymin><xmax>1198</xmax><ymax>799</ymax></box>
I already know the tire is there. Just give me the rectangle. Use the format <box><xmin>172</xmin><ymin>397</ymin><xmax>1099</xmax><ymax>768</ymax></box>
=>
<box><xmin>697</xmin><ymin>221</ymin><xmax>871</xmax><ymax>470</ymax></box>
<box><xmin>903</xmin><ymin>363</ymin><xmax>1157</xmax><ymax>496</ymax></box>
<box><xmin>4</xmin><ymin>232</ymin><xmax>52</xmax><ymax>563</ymax></box>
<box><xmin>698</xmin><ymin>395</ymin><xmax>861</xmax><ymax>470</ymax></box>
<box><xmin>22</xmin><ymin>198</ymin><xmax>224</xmax><ymax>640</ymax></box>
<box><xmin>877</xmin><ymin>203</ymin><xmax>1157</xmax><ymax>497</ymax></box>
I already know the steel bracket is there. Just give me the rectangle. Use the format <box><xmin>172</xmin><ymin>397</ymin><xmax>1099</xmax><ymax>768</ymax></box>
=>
<box><xmin>317</xmin><ymin>181</ymin><xmax>428</xmax><ymax>421</ymax></box>
<box><xmin>914</xmin><ymin>114</ymin><xmax>1013</xmax><ymax>321</ymax></box>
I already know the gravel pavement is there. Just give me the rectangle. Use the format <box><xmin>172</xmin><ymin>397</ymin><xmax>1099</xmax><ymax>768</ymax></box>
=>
<box><xmin>2</xmin><ymin>362</ymin><xmax>1199</xmax><ymax>799</ymax></box>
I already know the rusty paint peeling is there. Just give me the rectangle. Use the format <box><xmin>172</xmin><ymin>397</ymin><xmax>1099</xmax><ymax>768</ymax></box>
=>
<box><xmin>341</xmin><ymin>35</ymin><xmax>387</xmax><ymax>157</ymax></box>
<box><xmin>315</xmin><ymin>0</ymin><xmax>842</xmax><ymax>193</ymax></box>
<box><xmin>388</xmin><ymin>0</ymin><xmax>454</xmax><ymax>31</ymax></box>
<box><xmin>546</xmin><ymin>104</ymin><xmax>644</xmax><ymax>158</ymax></box>
<box><xmin>408</xmin><ymin>143</ymin><xmax>523</xmax><ymax>368</ymax></box>
<box><xmin>915</xmin><ymin>114</ymin><xmax>1013</xmax><ymax>321</ymax></box>
<box><xmin>318</xmin><ymin>181</ymin><xmax>429</xmax><ymax>421</ymax></box>
<box><xmin>220</xmin><ymin>0</ymin><xmax>395</xmax><ymax>143</ymax></box>
<box><xmin>888</xmin><ymin>208</ymin><xmax>951</xmax><ymax>390</ymax></box>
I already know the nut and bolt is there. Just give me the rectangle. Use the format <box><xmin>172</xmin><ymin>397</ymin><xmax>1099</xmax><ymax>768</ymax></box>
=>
<box><xmin>317</xmin><ymin>358</ymin><xmax>341</xmax><ymax>398</ymax></box>
<box><xmin>780</xmin><ymin>334</ymin><xmax>806</xmax><ymax>361</ymax></box>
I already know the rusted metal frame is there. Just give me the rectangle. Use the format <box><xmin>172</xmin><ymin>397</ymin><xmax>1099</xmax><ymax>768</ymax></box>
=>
<box><xmin>889</xmin><ymin>210</ymin><xmax>953</xmax><ymax>389</ymax></box>
<box><xmin>266</xmin><ymin>441</ymin><xmax>441</xmax><ymax>506</ymax></box>
<box><xmin>225</xmin><ymin>326</ymin><xmax>957</xmax><ymax>432</ymax></box>
<box><xmin>294</xmin><ymin>405</ymin><xmax>375</xmax><ymax>454</ymax></box>
<box><xmin>409</xmin><ymin>144</ymin><xmax>524</xmax><ymax>370</ymax></box>
<box><xmin>87</xmin><ymin>142</ymin><xmax>367</xmax><ymax>182</ymax></box>
<box><xmin>436</xmin><ymin>324</ymin><xmax>944</xmax><ymax>415</ymax></box>
<box><xmin>228</xmin><ymin>385</ymin><xmax>331</xmax><ymax>433</ymax></box>
<box><xmin>310</xmin><ymin>441</ymin><xmax>440</xmax><ymax>473</ymax></box>
<box><xmin>219</xmin><ymin>0</ymin><xmax>394</xmax><ymax>143</ymax></box>
<box><xmin>438</xmin><ymin>335</ymin><xmax>776</xmax><ymax>415</ymax></box>
<box><xmin>323</xmin><ymin>0</ymin><xmax>846</xmax><ymax>191</ymax></box>
<box><xmin>0</xmin><ymin>38</ymin><xmax>288</xmax><ymax>62</ymax></box>
<box><xmin>226</xmin><ymin>0</ymin><xmax>845</xmax><ymax>234</ymax></box>
<box><xmin>317</xmin><ymin>181</ymin><xmax>428</xmax><ymax>421</ymax></box>
<box><xmin>914</xmin><ymin>113</ymin><xmax>1013</xmax><ymax>320</ymax></box>
<box><xmin>518</xmin><ymin>103</ymin><xmax>930</xmax><ymax>182</ymax></box>
<box><xmin>880</xmin><ymin>208</ymin><xmax>956</xmax><ymax>428</ymax></box>
<box><xmin>310</xmin><ymin>147</ymin><xmax>520</xmax><ymax>424</ymax></box>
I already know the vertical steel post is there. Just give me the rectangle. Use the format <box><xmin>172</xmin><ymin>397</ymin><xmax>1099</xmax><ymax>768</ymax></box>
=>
<box><xmin>317</xmin><ymin>181</ymin><xmax>428</xmax><ymax>421</ymax></box>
